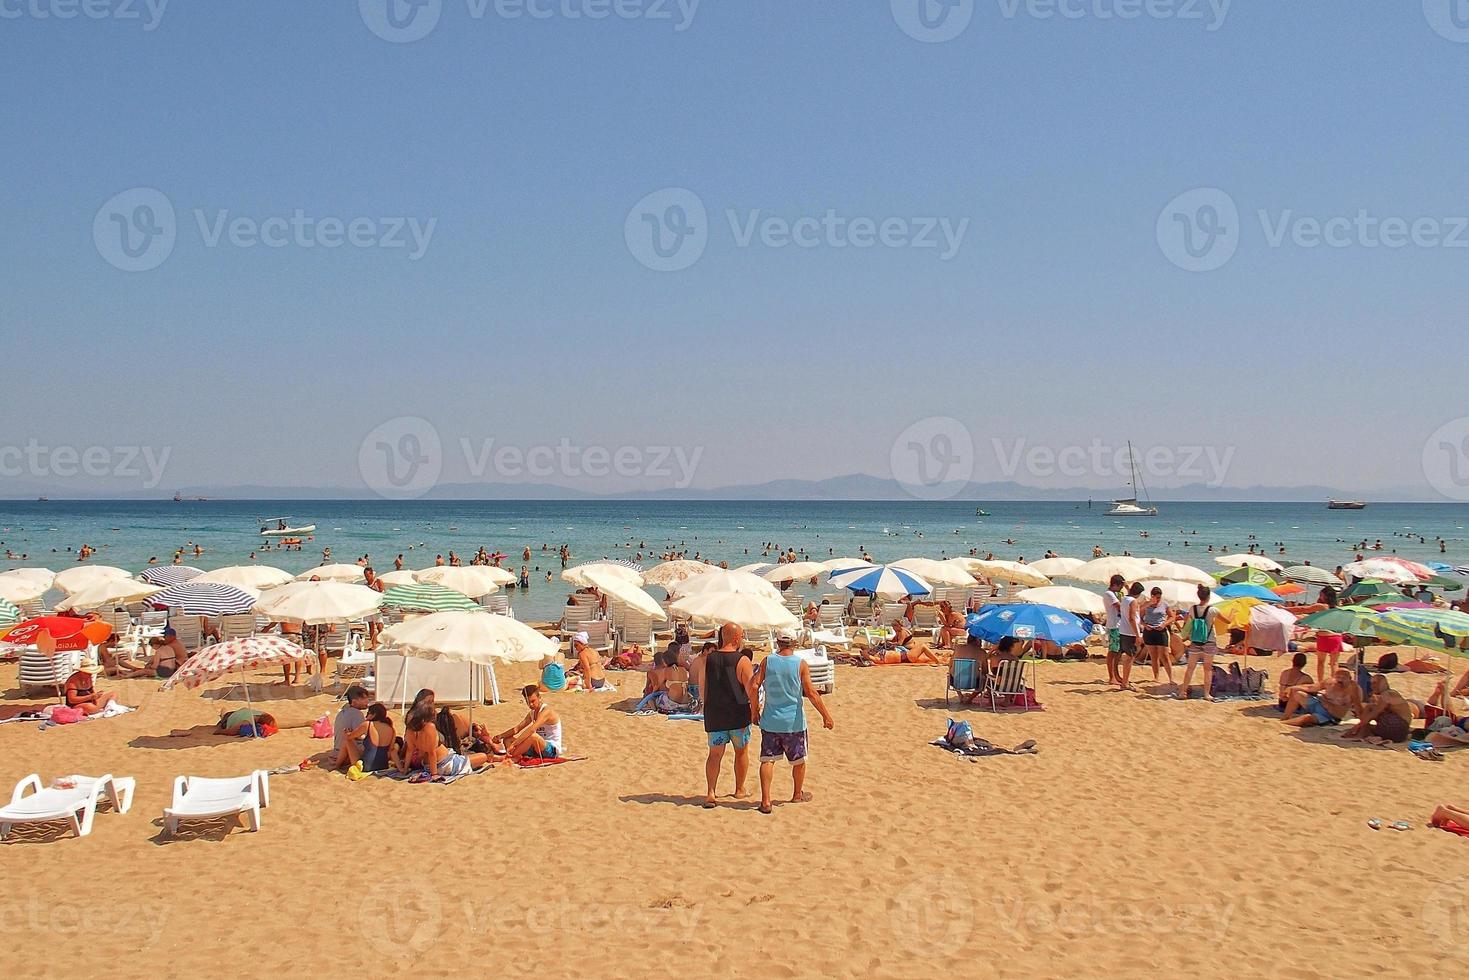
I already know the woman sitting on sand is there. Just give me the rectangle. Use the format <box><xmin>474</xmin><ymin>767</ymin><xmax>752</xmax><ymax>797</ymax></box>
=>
<box><xmin>403</xmin><ymin>702</ymin><xmax>492</xmax><ymax>777</ymax></box>
<box><xmin>360</xmin><ymin>703</ymin><xmax>400</xmax><ymax>772</ymax></box>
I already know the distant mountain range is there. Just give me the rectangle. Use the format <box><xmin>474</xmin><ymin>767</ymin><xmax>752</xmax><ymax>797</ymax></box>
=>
<box><xmin>6</xmin><ymin>474</ymin><xmax>1450</xmax><ymax>502</ymax></box>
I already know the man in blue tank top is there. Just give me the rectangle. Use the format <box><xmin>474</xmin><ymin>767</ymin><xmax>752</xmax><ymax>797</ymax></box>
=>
<box><xmin>752</xmin><ymin>629</ymin><xmax>835</xmax><ymax>815</ymax></box>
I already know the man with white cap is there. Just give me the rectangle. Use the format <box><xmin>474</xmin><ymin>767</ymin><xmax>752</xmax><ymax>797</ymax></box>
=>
<box><xmin>752</xmin><ymin>628</ymin><xmax>834</xmax><ymax>815</ymax></box>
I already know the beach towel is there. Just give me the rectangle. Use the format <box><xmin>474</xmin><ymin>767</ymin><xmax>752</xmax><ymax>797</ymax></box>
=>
<box><xmin>372</xmin><ymin>764</ymin><xmax>490</xmax><ymax>786</ymax></box>
<box><xmin>516</xmin><ymin>755</ymin><xmax>586</xmax><ymax>768</ymax></box>
<box><xmin>38</xmin><ymin>702</ymin><xmax>134</xmax><ymax>731</ymax></box>
<box><xmin>930</xmin><ymin>737</ymin><xmax>1038</xmax><ymax>758</ymax></box>
<box><xmin>573</xmin><ymin>681</ymin><xmax>616</xmax><ymax>694</ymax></box>
<box><xmin>1432</xmin><ymin>818</ymin><xmax>1469</xmax><ymax>839</ymax></box>
<box><xmin>665</xmin><ymin>713</ymin><xmax>704</xmax><ymax>722</ymax></box>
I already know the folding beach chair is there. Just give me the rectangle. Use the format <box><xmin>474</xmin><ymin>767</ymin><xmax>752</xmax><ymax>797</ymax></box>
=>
<box><xmin>945</xmin><ymin>655</ymin><xmax>984</xmax><ymax>707</ymax></box>
<box><xmin>987</xmin><ymin>659</ymin><xmax>1034</xmax><ymax>712</ymax></box>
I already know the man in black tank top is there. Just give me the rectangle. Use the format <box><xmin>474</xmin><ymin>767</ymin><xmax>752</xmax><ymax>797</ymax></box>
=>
<box><xmin>702</xmin><ymin>623</ymin><xmax>758</xmax><ymax>809</ymax></box>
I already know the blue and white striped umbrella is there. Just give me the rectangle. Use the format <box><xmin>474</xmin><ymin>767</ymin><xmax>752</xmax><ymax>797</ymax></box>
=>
<box><xmin>828</xmin><ymin>563</ymin><xmax>931</xmax><ymax>599</ymax></box>
<box><xmin>150</xmin><ymin>582</ymin><xmax>257</xmax><ymax>616</ymax></box>
<box><xmin>139</xmin><ymin>565</ymin><xmax>205</xmax><ymax>586</ymax></box>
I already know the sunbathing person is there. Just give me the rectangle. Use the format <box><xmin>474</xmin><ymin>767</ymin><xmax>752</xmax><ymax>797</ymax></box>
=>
<box><xmin>567</xmin><ymin>633</ymin><xmax>611</xmax><ymax>691</ymax></box>
<box><xmin>1423</xmin><ymin>677</ymin><xmax>1469</xmax><ymax>749</ymax></box>
<box><xmin>149</xmin><ymin>628</ymin><xmax>189</xmax><ymax>679</ymax></box>
<box><xmin>936</xmin><ymin>601</ymin><xmax>965</xmax><ymax>649</ymax></box>
<box><xmin>63</xmin><ymin>664</ymin><xmax>117</xmax><ymax>716</ymax></box>
<box><xmin>86</xmin><ymin>613</ymin><xmax>148</xmax><ymax>677</ymax></box>
<box><xmin>402</xmin><ymin>702</ymin><xmax>491</xmax><ymax>777</ymax></box>
<box><xmin>863</xmin><ymin>645</ymin><xmax>942</xmax><ymax>666</ymax></box>
<box><xmin>1277</xmin><ymin>653</ymin><xmax>1314</xmax><ymax>711</ymax></box>
<box><xmin>1430</xmin><ymin>803</ymin><xmax>1469</xmax><ymax>830</ymax></box>
<box><xmin>490</xmin><ymin>685</ymin><xmax>563</xmax><ymax>760</ymax></box>
<box><xmin>1282</xmin><ymin>668</ymin><xmax>1362</xmax><ymax>729</ymax></box>
<box><xmin>1342</xmin><ymin>674</ymin><xmax>1414</xmax><ymax>744</ymax></box>
<box><xmin>216</xmin><ymin>707</ymin><xmax>278</xmax><ymax>736</ymax></box>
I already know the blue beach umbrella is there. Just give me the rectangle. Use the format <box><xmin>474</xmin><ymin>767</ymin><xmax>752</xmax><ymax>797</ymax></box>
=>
<box><xmin>966</xmin><ymin>604</ymin><xmax>1091</xmax><ymax>645</ymax></box>
<box><xmin>828</xmin><ymin>563</ymin><xmax>932</xmax><ymax>600</ymax></box>
<box><xmin>1215</xmin><ymin>583</ymin><xmax>1285</xmax><ymax>603</ymax></box>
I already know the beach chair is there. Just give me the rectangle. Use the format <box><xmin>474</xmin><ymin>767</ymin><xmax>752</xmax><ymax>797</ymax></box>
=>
<box><xmin>139</xmin><ymin>609</ymin><xmax>167</xmax><ymax>634</ymax></box>
<box><xmin>816</xmin><ymin>602</ymin><xmax>844</xmax><ymax>630</ymax></box>
<box><xmin>849</xmin><ymin>595</ymin><xmax>875</xmax><ymax>626</ymax></box>
<box><xmin>744</xmin><ymin>626</ymin><xmax>772</xmax><ymax>653</ymax></box>
<box><xmin>578</xmin><ymin>619</ymin><xmax>613</xmax><ymax>658</ymax></box>
<box><xmin>945</xmin><ymin>656</ymin><xmax>984</xmax><ymax>707</ymax></box>
<box><xmin>17</xmin><ymin>597</ymin><xmax>45</xmax><ymax>619</ymax></box>
<box><xmin>0</xmin><ymin>773</ymin><xmax>135</xmax><ymax>840</ymax></box>
<box><xmin>559</xmin><ymin>603</ymin><xmax>598</xmax><ymax>642</ymax></box>
<box><xmin>911</xmin><ymin>604</ymin><xmax>940</xmax><ymax>639</ymax></box>
<box><xmin>98</xmin><ymin>610</ymin><xmax>133</xmax><ymax>634</ymax></box>
<box><xmin>481</xmin><ymin>594</ymin><xmax>513</xmax><ymax>617</ymax></box>
<box><xmin>617</xmin><ymin>611</ymin><xmax>657</xmax><ymax>653</ymax></box>
<box><xmin>163</xmin><ymin>770</ymin><xmax>270</xmax><ymax>837</ymax></box>
<box><xmin>335</xmin><ymin>631</ymin><xmax>375</xmax><ymax>686</ymax></box>
<box><xmin>167</xmin><ymin>613</ymin><xmax>201</xmax><ymax>651</ymax></box>
<box><xmin>987</xmin><ymin>660</ymin><xmax>1034</xmax><ymax>712</ymax></box>
<box><xmin>218</xmin><ymin>614</ymin><xmax>256</xmax><ymax>643</ymax></box>
<box><xmin>17</xmin><ymin>649</ymin><xmax>81</xmax><ymax>695</ymax></box>
<box><xmin>783</xmin><ymin>593</ymin><xmax>805</xmax><ymax>617</ymax></box>
<box><xmin>799</xmin><ymin>649</ymin><xmax>836</xmax><ymax>695</ymax></box>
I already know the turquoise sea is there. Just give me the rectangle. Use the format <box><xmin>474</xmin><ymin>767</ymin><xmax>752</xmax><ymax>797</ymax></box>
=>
<box><xmin>3</xmin><ymin>500</ymin><xmax>1466</xmax><ymax>622</ymax></box>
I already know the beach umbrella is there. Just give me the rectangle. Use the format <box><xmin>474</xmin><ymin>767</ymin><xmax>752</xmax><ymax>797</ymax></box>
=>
<box><xmin>1370</xmin><ymin>556</ymin><xmax>1437</xmax><ymax>580</ymax></box>
<box><xmin>381</xmin><ymin>610</ymin><xmax>558</xmax><ymax>664</ymax></box>
<box><xmin>195</xmin><ymin>565</ymin><xmax>295</xmax><ymax>590</ymax></box>
<box><xmin>162</xmin><ymin>635</ymin><xmax>314</xmax><ymax>739</ymax></box>
<box><xmin>1368</xmin><ymin>601</ymin><xmax>1438</xmax><ymax>611</ymax></box>
<box><xmin>53</xmin><ymin>565</ymin><xmax>134</xmax><ymax>595</ymax></box>
<box><xmin>966</xmin><ymin>603</ymin><xmax>1090</xmax><ymax>645</ymax></box>
<box><xmin>1342</xmin><ymin>560</ymin><xmax>1421</xmax><ymax>585</ymax></box>
<box><xmin>1283</xmin><ymin>565</ymin><xmax>1344</xmax><ymax>588</ymax></box>
<box><xmin>0</xmin><ymin>568</ymin><xmax>55</xmax><ymax>590</ymax></box>
<box><xmin>828</xmin><ymin>563</ymin><xmax>932</xmax><ymax>600</ymax></box>
<box><xmin>254</xmin><ymin>582</ymin><xmax>383</xmax><ymax>624</ymax></box>
<box><xmin>642</xmin><ymin>560</ymin><xmax>716</xmax><ymax>588</ymax></box>
<box><xmin>733</xmin><ymin>562</ymin><xmax>775</xmax><ymax>576</ymax></box>
<box><xmin>1029</xmin><ymin>557</ymin><xmax>1084</xmax><ymax>577</ymax></box>
<box><xmin>1138</xmin><ymin>580</ymin><xmax>1205</xmax><ymax>607</ymax></box>
<box><xmin>891</xmin><ymin>558</ymin><xmax>976</xmax><ymax>587</ymax></box>
<box><xmin>1064</xmin><ymin>556</ymin><xmax>1150</xmax><ymax>585</ymax></box>
<box><xmin>415</xmin><ymin>566</ymin><xmax>510</xmax><ymax>598</ymax></box>
<box><xmin>820</xmin><ymin>557</ymin><xmax>870</xmax><ymax>573</ymax></box>
<box><xmin>759</xmin><ymin>561</ymin><xmax>832</xmax><ymax>584</ymax></box>
<box><xmin>1423</xmin><ymin>574</ymin><xmax>1464</xmax><ymax>592</ymax></box>
<box><xmin>295</xmin><ymin>563</ymin><xmax>367</xmax><ymax>583</ymax></box>
<box><xmin>0</xmin><ymin>616</ymin><xmax>113</xmax><ymax>652</ymax></box>
<box><xmin>149</xmin><ymin>582</ymin><xmax>260</xmax><ymax>616</ymax></box>
<box><xmin>1015</xmin><ymin>586</ymin><xmax>1105</xmax><ymax>617</ymax></box>
<box><xmin>583</xmin><ymin>569</ymin><xmax>668</xmax><ymax>621</ymax></box>
<box><xmin>381</xmin><ymin>582</ymin><xmax>483</xmax><ymax>612</ymax></box>
<box><xmin>952</xmin><ymin>559</ymin><xmax>1050</xmax><ymax>588</ymax></box>
<box><xmin>377</xmin><ymin>569</ymin><xmax>420</xmax><ymax>587</ymax></box>
<box><xmin>1271</xmin><ymin>583</ymin><xmax>1307</xmax><ymax>598</ymax></box>
<box><xmin>561</xmin><ymin>561</ymin><xmax>643</xmax><ymax>589</ymax></box>
<box><xmin>1216</xmin><ymin>583</ymin><xmax>1285</xmax><ymax>603</ymax></box>
<box><xmin>1211</xmin><ymin>598</ymin><xmax>1263</xmax><ymax>630</ymax></box>
<box><xmin>1339</xmin><ymin>580</ymin><xmax>1412</xmax><ymax>606</ymax></box>
<box><xmin>0</xmin><ymin>577</ymin><xmax>48</xmax><ymax>604</ymax></box>
<box><xmin>0</xmin><ymin>598</ymin><xmax>21</xmax><ymax>626</ymax></box>
<box><xmin>1214</xmin><ymin>566</ymin><xmax>1278</xmax><ymax>586</ymax></box>
<box><xmin>669</xmin><ymin>591</ymin><xmax>799</xmax><ymax>630</ymax></box>
<box><xmin>1138</xmin><ymin>560</ymin><xmax>1214</xmax><ymax>586</ymax></box>
<box><xmin>1372</xmin><ymin>609</ymin><xmax>1469</xmax><ymax>650</ymax></box>
<box><xmin>138</xmin><ymin>565</ymin><xmax>204</xmax><ymax>586</ymax></box>
<box><xmin>1241</xmin><ymin>603</ymin><xmax>1297</xmax><ymax>651</ymax></box>
<box><xmin>1297</xmin><ymin>606</ymin><xmax>1381</xmax><ymax>637</ymax></box>
<box><xmin>1214</xmin><ymin>554</ymin><xmax>1284</xmax><ymax>572</ymax></box>
<box><xmin>672</xmin><ymin>569</ymin><xmax>782</xmax><ymax>600</ymax></box>
<box><xmin>57</xmin><ymin>578</ymin><xmax>162</xmax><ymax>611</ymax></box>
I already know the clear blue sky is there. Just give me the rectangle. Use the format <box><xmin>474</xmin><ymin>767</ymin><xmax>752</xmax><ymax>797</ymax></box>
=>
<box><xmin>3</xmin><ymin>2</ymin><xmax>1467</xmax><ymax>497</ymax></box>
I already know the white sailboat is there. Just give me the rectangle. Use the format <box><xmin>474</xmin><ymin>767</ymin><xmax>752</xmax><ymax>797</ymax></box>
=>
<box><xmin>1105</xmin><ymin>442</ymin><xmax>1158</xmax><ymax>517</ymax></box>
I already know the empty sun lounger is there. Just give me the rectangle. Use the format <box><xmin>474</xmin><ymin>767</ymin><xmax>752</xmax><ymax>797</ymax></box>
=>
<box><xmin>163</xmin><ymin>770</ymin><xmax>270</xmax><ymax>837</ymax></box>
<box><xmin>0</xmin><ymin>773</ymin><xmax>136</xmax><ymax>840</ymax></box>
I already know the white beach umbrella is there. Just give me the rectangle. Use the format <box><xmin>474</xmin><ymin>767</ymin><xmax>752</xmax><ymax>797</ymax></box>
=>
<box><xmin>1214</xmin><ymin>554</ymin><xmax>1284</xmax><ymax>572</ymax></box>
<box><xmin>1015</xmin><ymin>586</ymin><xmax>1105</xmax><ymax>617</ymax></box>
<box><xmin>820</xmin><ymin>557</ymin><xmax>870</xmax><ymax>573</ymax></box>
<box><xmin>952</xmin><ymin>558</ymin><xmax>1051</xmax><ymax>588</ymax></box>
<box><xmin>0</xmin><ymin>576</ymin><xmax>48</xmax><ymax>604</ymax></box>
<box><xmin>195</xmin><ymin>565</ymin><xmax>295</xmax><ymax>590</ymax></box>
<box><xmin>295</xmin><ymin>563</ymin><xmax>368</xmax><ymax>583</ymax></box>
<box><xmin>53</xmin><ymin>565</ymin><xmax>133</xmax><ymax>595</ymax></box>
<box><xmin>733</xmin><ymin>562</ymin><xmax>774</xmax><ymax>575</ymax></box>
<box><xmin>415</xmin><ymin>565</ymin><xmax>510</xmax><ymax>597</ymax></box>
<box><xmin>1139</xmin><ymin>559</ymin><xmax>1214</xmax><ymax>586</ymax></box>
<box><xmin>1342</xmin><ymin>560</ymin><xmax>1423</xmax><ymax>585</ymax></box>
<box><xmin>584</xmin><ymin>569</ymin><xmax>668</xmax><ymax>621</ymax></box>
<box><xmin>1283</xmin><ymin>565</ymin><xmax>1345</xmax><ymax>588</ymax></box>
<box><xmin>642</xmin><ymin>560</ymin><xmax>716</xmax><ymax>588</ymax></box>
<box><xmin>58</xmin><ymin>578</ymin><xmax>162</xmax><ymax>611</ymax></box>
<box><xmin>0</xmin><ymin>568</ymin><xmax>56</xmax><ymax>590</ymax></box>
<box><xmin>669</xmin><ymin>591</ymin><xmax>800</xmax><ymax>630</ymax></box>
<box><xmin>561</xmin><ymin>562</ymin><xmax>644</xmax><ymax>588</ymax></box>
<box><xmin>1138</xmin><ymin>580</ymin><xmax>1205</xmax><ymax>608</ymax></box>
<box><xmin>381</xmin><ymin>610</ymin><xmax>556</xmax><ymax>664</ymax></box>
<box><xmin>672</xmin><ymin>569</ymin><xmax>783</xmax><ymax>600</ymax></box>
<box><xmin>377</xmin><ymin>569</ymin><xmax>421</xmax><ymax>587</ymax></box>
<box><xmin>254</xmin><ymin>581</ymin><xmax>383</xmax><ymax>624</ymax></box>
<box><xmin>892</xmin><ymin>558</ymin><xmax>977</xmax><ymax>587</ymax></box>
<box><xmin>1064</xmin><ymin>556</ymin><xmax>1151</xmax><ymax>585</ymax></box>
<box><xmin>1029</xmin><ymin>557</ymin><xmax>1084</xmax><ymax>577</ymax></box>
<box><xmin>759</xmin><ymin>561</ymin><xmax>831</xmax><ymax>583</ymax></box>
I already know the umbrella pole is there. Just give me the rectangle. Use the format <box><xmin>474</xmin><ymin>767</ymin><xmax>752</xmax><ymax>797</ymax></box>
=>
<box><xmin>240</xmin><ymin>667</ymin><xmax>258</xmax><ymax>739</ymax></box>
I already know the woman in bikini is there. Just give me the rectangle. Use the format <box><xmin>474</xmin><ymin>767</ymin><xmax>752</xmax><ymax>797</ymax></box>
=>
<box><xmin>403</xmin><ymin>702</ymin><xmax>491</xmax><ymax>777</ymax></box>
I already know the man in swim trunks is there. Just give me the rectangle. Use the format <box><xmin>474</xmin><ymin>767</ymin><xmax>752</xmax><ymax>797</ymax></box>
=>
<box><xmin>701</xmin><ymin>623</ymin><xmax>758</xmax><ymax>808</ymax></box>
<box><xmin>1282</xmin><ymin>668</ymin><xmax>1362</xmax><ymax>729</ymax></box>
<box><xmin>1101</xmin><ymin>575</ymin><xmax>1125</xmax><ymax>686</ymax></box>
<box><xmin>1342</xmin><ymin>674</ymin><xmax>1414</xmax><ymax>744</ymax></box>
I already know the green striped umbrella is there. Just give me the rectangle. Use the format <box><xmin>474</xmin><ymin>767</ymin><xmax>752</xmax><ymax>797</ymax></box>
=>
<box><xmin>1339</xmin><ymin>580</ymin><xmax>1412</xmax><ymax>605</ymax></box>
<box><xmin>1372</xmin><ymin>609</ymin><xmax>1469</xmax><ymax>653</ymax></box>
<box><xmin>1296</xmin><ymin>606</ymin><xmax>1381</xmax><ymax>637</ymax></box>
<box><xmin>0</xmin><ymin>598</ymin><xmax>19</xmax><ymax>626</ymax></box>
<box><xmin>1214</xmin><ymin>566</ymin><xmax>1278</xmax><ymax>586</ymax></box>
<box><xmin>380</xmin><ymin>582</ymin><xmax>480</xmax><ymax>612</ymax></box>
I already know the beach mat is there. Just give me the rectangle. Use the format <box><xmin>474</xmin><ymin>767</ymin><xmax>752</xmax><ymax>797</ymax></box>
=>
<box><xmin>372</xmin><ymin>764</ymin><xmax>491</xmax><ymax>785</ymax></box>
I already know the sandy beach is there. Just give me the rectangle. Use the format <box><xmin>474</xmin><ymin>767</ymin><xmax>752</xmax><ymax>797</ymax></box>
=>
<box><xmin>3</xmin><ymin>639</ymin><xmax>1465</xmax><ymax>980</ymax></box>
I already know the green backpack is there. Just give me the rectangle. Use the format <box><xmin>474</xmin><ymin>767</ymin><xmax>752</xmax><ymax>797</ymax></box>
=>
<box><xmin>1188</xmin><ymin>605</ymin><xmax>1211</xmax><ymax>645</ymax></box>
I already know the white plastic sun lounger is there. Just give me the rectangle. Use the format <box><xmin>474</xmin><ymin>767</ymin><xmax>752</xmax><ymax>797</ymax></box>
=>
<box><xmin>163</xmin><ymin>770</ymin><xmax>270</xmax><ymax>837</ymax></box>
<box><xmin>0</xmin><ymin>773</ymin><xmax>136</xmax><ymax>840</ymax></box>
